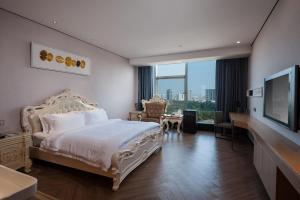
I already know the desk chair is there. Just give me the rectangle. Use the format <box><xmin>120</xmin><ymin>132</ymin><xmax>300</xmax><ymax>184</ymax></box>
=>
<box><xmin>214</xmin><ymin>111</ymin><xmax>234</xmax><ymax>149</ymax></box>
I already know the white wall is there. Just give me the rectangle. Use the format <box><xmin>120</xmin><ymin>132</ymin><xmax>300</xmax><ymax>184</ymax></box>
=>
<box><xmin>249</xmin><ymin>0</ymin><xmax>300</xmax><ymax>145</ymax></box>
<box><xmin>0</xmin><ymin>10</ymin><xmax>135</xmax><ymax>132</ymax></box>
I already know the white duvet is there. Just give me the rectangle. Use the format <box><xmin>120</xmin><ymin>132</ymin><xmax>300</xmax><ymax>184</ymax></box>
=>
<box><xmin>40</xmin><ymin>119</ymin><xmax>160</xmax><ymax>171</ymax></box>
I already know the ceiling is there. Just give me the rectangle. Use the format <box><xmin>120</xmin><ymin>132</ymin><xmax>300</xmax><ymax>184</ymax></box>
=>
<box><xmin>0</xmin><ymin>0</ymin><xmax>277</xmax><ymax>59</ymax></box>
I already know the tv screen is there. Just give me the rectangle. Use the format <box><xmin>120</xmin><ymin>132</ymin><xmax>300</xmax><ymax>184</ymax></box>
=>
<box><xmin>264</xmin><ymin>75</ymin><xmax>289</xmax><ymax>124</ymax></box>
<box><xmin>263</xmin><ymin>65</ymin><xmax>299</xmax><ymax>131</ymax></box>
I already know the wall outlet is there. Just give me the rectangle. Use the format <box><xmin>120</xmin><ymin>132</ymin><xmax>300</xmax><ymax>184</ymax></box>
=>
<box><xmin>0</xmin><ymin>120</ymin><xmax>5</xmax><ymax>127</ymax></box>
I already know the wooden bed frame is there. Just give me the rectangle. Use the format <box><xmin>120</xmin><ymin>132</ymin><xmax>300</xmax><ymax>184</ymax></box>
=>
<box><xmin>21</xmin><ymin>89</ymin><xmax>163</xmax><ymax>191</ymax></box>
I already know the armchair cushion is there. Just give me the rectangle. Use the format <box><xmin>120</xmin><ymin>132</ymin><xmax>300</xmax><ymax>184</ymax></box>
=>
<box><xmin>145</xmin><ymin>102</ymin><xmax>166</xmax><ymax>118</ymax></box>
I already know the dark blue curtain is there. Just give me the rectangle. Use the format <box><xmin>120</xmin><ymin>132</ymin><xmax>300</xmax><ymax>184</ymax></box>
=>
<box><xmin>137</xmin><ymin>66</ymin><xmax>153</xmax><ymax>111</ymax></box>
<box><xmin>216</xmin><ymin>57</ymin><xmax>248</xmax><ymax>121</ymax></box>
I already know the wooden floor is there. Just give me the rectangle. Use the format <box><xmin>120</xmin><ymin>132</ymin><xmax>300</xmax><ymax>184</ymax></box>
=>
<box><xmin>29</xmin><ymin>131</ymin><xmax>269</xmax><ymax>200</ymax></box>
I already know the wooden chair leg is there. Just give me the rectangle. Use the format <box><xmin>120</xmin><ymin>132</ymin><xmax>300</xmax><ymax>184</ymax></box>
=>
<box><xmin>231</xmin><ymin>126</ymin><xmax>234</xmax><ymax>150</ymax></box>
<box><xmin>214</xmin><ymin>126</ymin><xmax>217</xmax><ymax>138</ymax></box>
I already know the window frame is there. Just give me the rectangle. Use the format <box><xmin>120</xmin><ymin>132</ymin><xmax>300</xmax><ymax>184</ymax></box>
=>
<box><xmin>154</xmin><ymin>63</ymin><xmax>188</xmax><ymax>101</ymax></box>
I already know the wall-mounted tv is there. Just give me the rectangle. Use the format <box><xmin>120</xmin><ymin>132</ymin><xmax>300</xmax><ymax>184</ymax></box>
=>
<box><xmin>263</xmin><ymin>65</ymin><xmax>299</xmax><ymax>131</ymax></box>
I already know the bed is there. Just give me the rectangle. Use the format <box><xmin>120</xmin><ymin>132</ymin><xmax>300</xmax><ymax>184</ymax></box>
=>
<box><xmin>21</xmin><ymin>89</ymin><xmax>163</xmax><ymax>191</ymax></box>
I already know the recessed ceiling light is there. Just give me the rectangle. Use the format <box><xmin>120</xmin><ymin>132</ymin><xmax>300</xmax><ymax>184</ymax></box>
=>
<box><xmin>236</xmin><ymin>41</ymin><xmax>241</xmax><ymax>44</ymax></box>
<box><xmin>53</xmin><ymin>20</ymin><xmax>57</xmax><ymax>24</ymax></box>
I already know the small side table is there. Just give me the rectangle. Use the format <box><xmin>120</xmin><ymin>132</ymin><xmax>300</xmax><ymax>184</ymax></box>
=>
<box><xmin>161</xmin><ymin>114</ymin><xmax>183</xmax><ymax>133</ymax></box>
<box><xmin>128</xmin><ymin>111</ymin><xmax>143</xmax><ymax>121</ymax></box>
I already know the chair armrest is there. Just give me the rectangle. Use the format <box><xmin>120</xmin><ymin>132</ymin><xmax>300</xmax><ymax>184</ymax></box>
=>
<box><xmin>138</xmin><ymin>112</ymin><xmax>148</xmax><ymax>121</ymax></box>
<box><xmin>137</xmin><ymin>113</ymin><xmax>142</xmax><ymax>121</ymax></box>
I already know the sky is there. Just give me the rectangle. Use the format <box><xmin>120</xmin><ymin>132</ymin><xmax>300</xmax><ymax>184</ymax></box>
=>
<box><xmin>188</xmin><ymin>60</ymin><xmax>216</xmax><ymax>96</ymax></box>
<box><xmin>156</xmin><ymin>60</ymin><xmax>216</xmax><ymax>97</ymax></box>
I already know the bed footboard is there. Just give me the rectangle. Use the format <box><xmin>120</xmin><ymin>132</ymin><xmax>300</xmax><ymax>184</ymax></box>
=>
<box><xmin>111</xmin><ymin>129</ymin><xmax>163</xmax><ymax>191</ymax></box>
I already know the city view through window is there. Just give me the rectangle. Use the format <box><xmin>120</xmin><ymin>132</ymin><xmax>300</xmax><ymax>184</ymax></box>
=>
<box><xmin>154</xmin><ymin>60</ymin><xmax>216</xmax><ymax>123</ymax></box>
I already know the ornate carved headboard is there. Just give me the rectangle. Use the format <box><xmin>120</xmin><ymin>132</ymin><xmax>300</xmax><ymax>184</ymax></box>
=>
<box><xmin>21</xmin><ymin>89</ymin><xmax>98</xmax><ymax>134</ymax></box>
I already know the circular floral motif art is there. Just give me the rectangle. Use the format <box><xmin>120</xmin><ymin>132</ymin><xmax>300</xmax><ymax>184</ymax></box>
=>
<box><xmin>55</xmin><ymin>56</ymin><xmax>64</xmax><ymax>63</ymax></box>
<box><xmin>71</xmin><ymin>59</ymin><xmax>76</xmax><ymax>67</ymax></box>
<box><xmin>80</xmin><ymin>60</ymin><xmax>85</xmax><ymax>69</ymax></box>
<box><xmin>76</xmin><ymin>60</ymin><xmax>81</xmax><ymax>67</ymax></box>
<box><xmin>47</xmin><ymin>53</ymin><xmax>53</xmax><ymax>62</ymax></box>
<box><xmin>40</xmin><ymin>50</ymin><xmax>47</xmax><ymax>61</ymax></box>
<box><xmin>39</xmin><ymin>50</ymin><xmax>87</xmax><ymax>70</ymax></box>
<box><xmin>65</xmin><ymin>57</ymin><xmax>72</xmax><ymax>67</ymax></box>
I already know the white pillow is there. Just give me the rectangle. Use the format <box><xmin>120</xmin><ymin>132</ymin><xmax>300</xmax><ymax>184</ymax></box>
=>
<box><xmin>84</xmin><ymin>109</ymin><xmax>108</xmax><ymax>125</ymax></box>
<box><xmin>39</xmin><ymin>115</ymin><xmax>50</xmax><ymax>134</ymax></box>
<box><xmin>43</xmin><ymin>112</ymin><xmax>85</xmax><ymax>134</ymax></box>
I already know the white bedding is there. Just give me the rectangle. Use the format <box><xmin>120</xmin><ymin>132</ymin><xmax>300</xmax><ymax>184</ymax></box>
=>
<box><xmin>40</xmin><ymin>119</ymin><xmax>160</xmax><ymax>171</ymax></box>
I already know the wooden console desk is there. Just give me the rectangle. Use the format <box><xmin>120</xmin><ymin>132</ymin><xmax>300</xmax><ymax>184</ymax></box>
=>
<box><xmin>230</xmin><ymin>113</ymin><xmax>300</xmax><ymax>200</ymax></box>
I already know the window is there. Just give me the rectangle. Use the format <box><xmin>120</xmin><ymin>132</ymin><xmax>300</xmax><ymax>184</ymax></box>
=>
<box><xmin>155</xmin><ymin>63</ymin><xmax>186</xmax><ymax>100</ymax></box>
<box><xmin>156</xmin><ymin>63</ymin><xmax>186</xmax><ymax>77</ymax></box>
<box><xmin>154</xmin><ymin>60</ymin><xmax>216</xmax><ymax>123</ymax></box>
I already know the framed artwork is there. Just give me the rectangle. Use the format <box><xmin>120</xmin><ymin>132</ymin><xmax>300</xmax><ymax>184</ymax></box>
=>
<box><xmin>31</xmin><ymin>42</ymin><xmax>91</xmax><ymax>75</ymax></box>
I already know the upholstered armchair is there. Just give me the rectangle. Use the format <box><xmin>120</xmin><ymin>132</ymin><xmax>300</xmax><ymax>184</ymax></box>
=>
<box><xmin>139</xmin><ymin>96</ymin><xmax>167</xmax><ymax>123</ymax></box>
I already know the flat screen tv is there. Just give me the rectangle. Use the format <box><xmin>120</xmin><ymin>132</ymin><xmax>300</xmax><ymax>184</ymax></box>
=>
<box><xmin>263</xmin><ymin>65</ymin><xmax>299</xmax><ymax>131</ymax></box>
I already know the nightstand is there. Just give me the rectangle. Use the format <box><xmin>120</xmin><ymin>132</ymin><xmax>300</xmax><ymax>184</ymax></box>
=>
<box><xmin>0</xmin><ymin>132</ymin><xmax>32</xmax><ymax>172</ymax></box>
<box><xmin>128</xmin><ymin>111</ymin><xmax>143</xmax><ymax>121</ymax></box>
